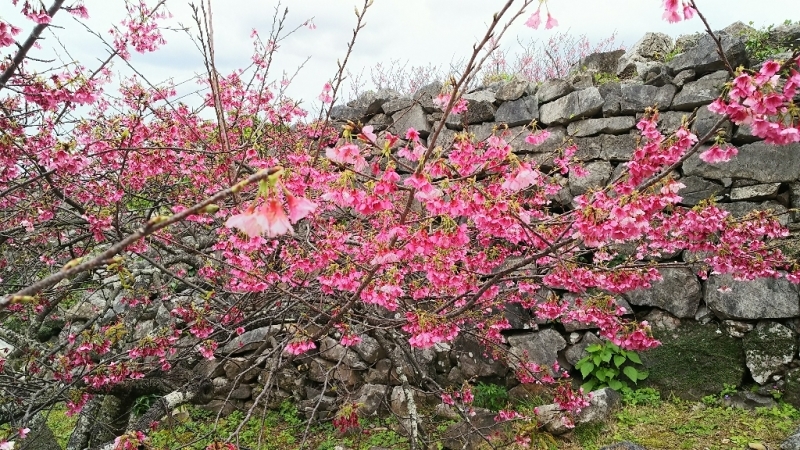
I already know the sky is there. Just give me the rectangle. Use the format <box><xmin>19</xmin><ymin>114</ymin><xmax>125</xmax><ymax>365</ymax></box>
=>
<box><xmin>1</xmin><ymin>1</ymin><xmax>798</xmax><ymax>113</ymax></box>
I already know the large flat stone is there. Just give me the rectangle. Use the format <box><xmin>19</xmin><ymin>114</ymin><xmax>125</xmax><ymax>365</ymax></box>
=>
<box><xmin>682</xmin><ymin>141</ymin><xmax>800</xmax><ymax>183</ymax></box>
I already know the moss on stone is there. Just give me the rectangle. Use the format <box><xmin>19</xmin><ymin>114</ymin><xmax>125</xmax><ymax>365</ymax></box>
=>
<box><xmin>639</xmin><ymin>322</ymin><xmax>745</xmax><ymax>400</ymax></box>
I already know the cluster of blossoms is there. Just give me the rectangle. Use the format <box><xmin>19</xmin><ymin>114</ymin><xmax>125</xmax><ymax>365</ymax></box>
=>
<box><xmin>3</xmin><ymin>0</ymin><xmax>800</xmax><ymax>446</ymax></box>
<box><xmin>332</xmin><ymin>403</ymin><xmax>360</xmax><ymax>433</ymax></box>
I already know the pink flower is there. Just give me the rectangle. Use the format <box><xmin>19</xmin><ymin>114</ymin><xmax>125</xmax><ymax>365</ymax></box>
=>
<box><xmin>340</xmin><ymin>335</ymin><xmax>361</xmax><ymax>347</ymax></box>
<box><xmin>260</xmin><ymin>198</ymin><xmax>293</xmax><ymax>237</ymax></box>
<box><xmin>0</xmin><ymin>441</ymin><xmax>14</xmax><ymax>450</ymax></box>
<box><xmin>286</xmin><ymin>194</ymin><xmax>317</xmax><ymax>223</ymax></box>
<box><xmin>358</xmin><ymin>125</ymin><xmax>377</xmax><ymax>143</ymax></box>
<box><xmin>319</xmin><ymin>82</ymin><xmax>332</xmax><ymax>104</ymax></box>
<box><xmin>545</xmin><ymin>12</ymin><xmax>558</xmax><ymax>29</ymax></box>
<box><xmin>285</xmin><ymin>339</ymin><xmax>316</xmax><ymax>355</ymax></box>
<box><xmin>699</xmin><ymin>144</ymin><xmax>738</xmax><ymax>164</ymax></box>
<box><xmin>525</xmin><ymin>5</ymin><xmax>541</xmax><ymax>29</ymax></box>
<box><xmin>224</xmin><ymin>206</ymin><xmax>268</xmax><ymax>238</ymax></box>
<box><xmin>326</xmin><ymin>143</ymin><xmax>366</xmax><ymax>170</ymax></box>
<box><xmin>525</xmin><ymin>130</ymin><xmax>550</xmax><ymax>146</ymax></box>
<box><xmin>502</xmin><ymin>164</ymin><xmax>540</xmax><ymax>192</ymax></box>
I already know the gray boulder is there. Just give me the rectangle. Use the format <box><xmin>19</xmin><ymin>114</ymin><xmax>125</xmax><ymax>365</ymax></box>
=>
<box><xmin>617</xmin><ymin>32</ymin><xmax>673</xmax><ymax>78</ymax></box>
<box><xmin>567</xmin><ymin>116</ymin><xmax>635</xmax><ymax>137</ymax></box>
<box><xmin>495</xmin><ymin>76</ymin><xmax>529</xmax><ymax>101</ymax></box>
<box><xmin>507</xmin><ymin>329</ymin><xmax>566</xmax><ymax>375</ymax></box>
<box><xmin>671</xmin><ymin>70</ymin><xmax>728</xmax><ymax>111</ymax></box>
<box><xmin>619</xmin><ymin>84</ymin><xmax>676</xmax><ymax>114</ymax></box>
<box><xmin>495</xmin><ymin>96</ymin><xmax>538</xmax><ymax>127</ymax></box>
<box><xmin>706</xmin><ymin>274</ymin><xmax>800</xmax><ymax>320</ymax></box>
<box><xmin>623</xmin><ymin>268</ymin><xmax>701</xmax><ymax>318</ymax></box>
<box><xmin>569</xmin><ymin>160</ymin><xmax>613</xmax><ymax>196</ymax></box>
<box><xmin>538</xmin><ymin>79</ymin><xmax>574</xmax><ymax>103</ymax></box>
<box><xmin>391</xmin><ymin>104</ymin><xmax>430</xmax><ymax>137</ymax></box>
<box><xmin>539</xmin><ymin>87</ymin><xmax>604</xmax><ymax>125</ymax></box>
<box><xmin>668</xmin><ymin>32</ymin><xmax>748</xmax><ymax>76</ymax></box>
<box><xmin>683</xmin><ymin>141</ymin><xmax>800</xmax><ymax>183</ymax></box>
<box><xmin>677</xmin><ymin>176</ymin><xmax>725</xmax><ymax>206</ymax></box>
<box><xmin>743</xmin><ymin>321</ymin><xmax>796</xmax><ymax>384</ymax></box>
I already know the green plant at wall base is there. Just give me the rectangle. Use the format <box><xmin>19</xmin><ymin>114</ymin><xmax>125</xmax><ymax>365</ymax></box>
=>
<box><xmin>575</xmin><ymin>341</ymin><xmax>649</xmax><ymax>392</ymax></box>
<box><xmin>473</xmin><ymin>382</ymin><xmax>510</xmax><ymax>411</ymax></box>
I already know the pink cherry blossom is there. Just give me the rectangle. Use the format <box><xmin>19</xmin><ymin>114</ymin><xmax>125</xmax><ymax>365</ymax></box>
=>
<box><xmin>286</xmin><ymin>194</ymin><xmax>317</xmax><ymax>223</ymax></box>
<box><xmin>699</xmin><ymin>144</ymin><xmax>738</xmax><ymax>164</ymax></box>
<box><xmin>525</xmin><ymin>5</ymin><xmax>542</xmax><ymax>29</ymax></box>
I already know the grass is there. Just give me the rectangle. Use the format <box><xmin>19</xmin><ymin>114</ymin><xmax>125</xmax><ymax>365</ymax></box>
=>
<box><xmin>15</xmin><ymin>388</ymin><xmax>800</xmax><ymax>449</ymax></box>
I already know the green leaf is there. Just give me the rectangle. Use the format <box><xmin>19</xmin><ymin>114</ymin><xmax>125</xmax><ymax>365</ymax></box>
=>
<box><xmin>638</xmin><ymin>370</ymin><xmax>649</xmax><ymax>381</ymax></box>
<box><xmin>608</xmin><ymin>379</ymin><xmax>624</xmax><ymax>391</ymax></box>
<box><xmin>614</xmin><ymin>355</ymin><xmax>626</xmax><ymax>368</ymax></box>
<box><xmin>593</xmin><ymin>355</ymin><xmax>601</xmax><ymax>365</ymax></box>
<box><xmin>582</xmin><ymin>379</ymin><xmax>597</xmax><ymax>392</ymax></box>
<box><xmin>623</xmin><ymin>366</ymin><xmax>640</xmax><ymax>383</ymax></box>
<box><xmin>626</xmin><ymin>352</ymin><xmax>642</xmax><ymax>364</ymax></box>
<box><xmin>580</xmin><ymin>362</ymin><xmax>595</xmax><ymax>379</ymax></box>
<box><xmin>601</xmin><ymin>350</ymin><xmax>613</xmax><ymax>363</ymax></box>
<box><xmin>586</xmin><ymin>344</ymin><xmax>603</xmax><ymax>353</ymax></box>
<box><xmin>596</xmin><ymin>369</ymin><xmax>608</xmax><ymax>382</ymax></box>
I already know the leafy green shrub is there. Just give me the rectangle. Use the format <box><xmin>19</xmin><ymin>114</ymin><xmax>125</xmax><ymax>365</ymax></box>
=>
<box><xmin>473</xmin><ymin>382</ymin><xmax>510</xmax><ymax>411</ymax></box>
<box><xmin>575</xmin><ymin>341</ymin><xmax>649</xmax><ymax>392</ymax></box>
<box><xmin>741</xmin><ymin>21</ymin><xmax>792</xmax><ymax>61</ymax></box>
<box><xmin>593</xmin><ymin>72</ymin><xmax>620</xmax><ymax>85</ymax></box>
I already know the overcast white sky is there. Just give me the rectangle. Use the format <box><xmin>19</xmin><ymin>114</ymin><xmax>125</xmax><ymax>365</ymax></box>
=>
<box><xmin>2</xmin><ymin>1</ymin><xmax>798</xmax><ymax>112</ymax></box>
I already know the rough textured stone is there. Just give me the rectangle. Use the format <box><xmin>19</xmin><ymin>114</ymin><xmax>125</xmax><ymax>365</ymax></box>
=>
<box><xmin>330</xmin><ymin>105</ymin><xmax>366</xmax><ymax>122</ymax></box>
<box><xmin>743</xmin><ymin>321</ymin><xmax>796</xmax><ymax>384</ymax></box>
<box><xmin>454</xmin><ymin>334</ymin><xmax>507</xmax><ymax>379</ymax></box>
<box><xmin>507</xmin><ymin>329</ymin><xmax>566</xmax><ymax>375</ymax></box>
<box><xmin>391</xmin><ymin>104</ymin><xmax>430</xmax><ymax>137</ymax></box>
<box><xmin>318</xmin><ymin>337</ymin><xmax>368</xmax><ymax>369</ymax></box>
<box><xmin>494</xmin><ymin>96</ymin><xmax>538</xmax><ymax>127</ymax></box>
<box><xmin>539</xmin><ymin>87</ymin><xmax>604</xmax><ymax>125</ymax></box>
<box><xmin>671</xmin><ymin>70</ymin><xmax>728</xmax><ymax>110</ymax></box>
<box><xmin>221</xmin><ymin>326</ymin><xmax>275</xmax><ymax>355</ymax></box>
<box><xmin>599</xmin><ymin>82</ymin><xmax>623</xmax><ymax>116</ymax></box>
<box><xmin>677</xmin><ymin>176</ymin><xmax>725</xmax><ymax>206</ymax></box>
<box><xmin>537</xmin><ymin>79</ymin><xmax>574</xmax><ymax>103</ymax></box>
<box><xmin>565</xmin><ymin>332</ymin><xmax>603</xmax><ymax>366</ymax></box>
<box><xmin>381</xmin><ymin>98</ymin><xmax>415</xmax><ymax>115</ymax></box>
<box><xmin>572</xmin><ymin>50</ymin><xmax>626</xmax><ymax>75</ymax></box>
<box><xmin>691</xmin><ymin>104</ymin><xmax>732</xmax><ymax>138</ymax></box>
<box><xmin>617</xmin><ymin>32</ymin><xmax>673</xmax><ymax>78</ymax></box>
<box><xmin>683</xmin><ymin>141</ymin><xmax>800</xmax><ymax>183</ymax></box>
<box><xmin>672</xmin><ymin>69</ymin><xmax>696</xmax><ymax>87</ymax></box>
<box><xmin>536</xmin><ymin>388</ymin><xmax>621</xmax><ymax>435</ymax></box>
<box><xmin>446</xmin><ymin>100</ymin><xmax>495</xmax><ymax>128</ymax></box>
<box><xmin>413</xmin><ymin>81</ymin><xmax>443</xmax><ymax>113</ymax></box>
<box><xmin>668</xmin><ymin>32</ymin><xmax>748</xmax><ymax>76</ymax></box>
<box><xmin>640</xmin><ymin>322</ymin><xmax>746</xmax><ymax>400</ymax></box>
<box><xmin>354</xmin><ymin>383</ymin><xmax>388</xmax><ymax>416</ymax></box>
<box><xmin>718</xmin><ymin>201</ymin><xmax>789</xmax><ymax>226</ymax></box>
<box><xmin>569</xmin><ymin>160</ymin><xmax>612</xmax><ymax>196</ymax></box>
<box><xmin>623</xmin><ymin>268</ymin><xmax>701</xmax><ymax>318</ymax></box>
<box><xmin>706</xmin><ymin>274</ymin><xmax>800</xmax><ymax>320</ymax></box>
<box><xmin>601</xmin><ymin>133</ymin><xmax>638</xmax><ymax>161</ymax></box>
<box><xmin>567</xmin><ymin>116</ymin><xmax>635</xmax><ymax>137</ymax></box>
<box><xmin>730</xmin><ymin>183</ymin><xmax>781</xmax><ymax>201</ymax></box>
<box><xmin>352</xmin><ymin>334</ymin><xmax>385</xmax><ymax>365</ymax></box>
<box><xmin>349</xmin><ymin>88</ymin><xmax>399</xmax><ymax>115</ymax></box>
<box><xmin>495</xmin><ymin>76</ymin><xmax>529</xmax><ymax>101</ymax></box>
<box><xmin>619</xmin><ymin>84</ymin><xmax>676</xmax><ymax>113</ymax></box>
<box><xmin>721</xmin><ymin>390</ymin><xmax>778</xmax><ymax>410</ymax></box>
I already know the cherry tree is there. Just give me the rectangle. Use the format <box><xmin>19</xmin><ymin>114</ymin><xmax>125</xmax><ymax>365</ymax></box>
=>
<box><xmin>0</xmin><ymin>0</ymin><xmax>798</xmax><ymax>449</ymax></box>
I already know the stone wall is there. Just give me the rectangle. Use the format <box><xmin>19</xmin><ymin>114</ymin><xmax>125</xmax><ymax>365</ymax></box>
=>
<box><xmin>186</xmin><ymin>20</ymin><xmax>800</xmax><ymax>422</ymax></box>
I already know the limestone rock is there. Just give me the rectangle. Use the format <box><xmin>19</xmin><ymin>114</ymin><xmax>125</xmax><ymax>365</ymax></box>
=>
<box><xmin>668</xmin><ymin>32</ymin><xmax>748</xmax><ymax>76</ymax></box>
<box><xmin>706</xmin><ymin>274</ymin><xmax>800</xmax><ymax>320</ymax></box>
<box><xmin>569</xmin><ymin>160</ymin><xmax>612</xmax><ymax>196</ymax></box>
<box><xmin>616</xmin><ymin>32</ymin><xmax>673</xmax><ymax>78</ymax></box>
<box><xmin>507</xmin><ymin>329</ymin><xmax>566</xmax><ymax>375</ymax></box>
<box><xmin>567</xmin><ymin>116</ymin><xmax>635</xmax><ymax>137</ymax></box>
<box><xmin>623</xmin><ymin>268</ymin><xmax>701</xmax><ymax>318</ymax></box>
<box><xmin>619</xmin><ymin>84</ymin><xmax>676</xmax><ymax>114</ymax></box>
<box><xmin>671</xmin><ymin>70</ymin><xmax>728</xmax><ymax>111</ymax></box>
<box><xmin>537</xmin><ymin>79</ymin><xmax>574</xmax><ymax>103</ymax></box>
<box><xmin>539</xmin><ymin>87</ymin><xmax>604</xmax><ymax>125</ymax></box>
<box><xmin>683</xmin><ymin>141</ymin><xmax>800</xmax><ymax>183</ymax></box>
<box><xmin>743</xmin><ymin>321</ymin><xmax>796</xmax><ymax>384</ymax></box>
<box><xmin>495</xmin><ymin>96</ymin><xmax>538</xmax><ymax>127</ymax></box>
